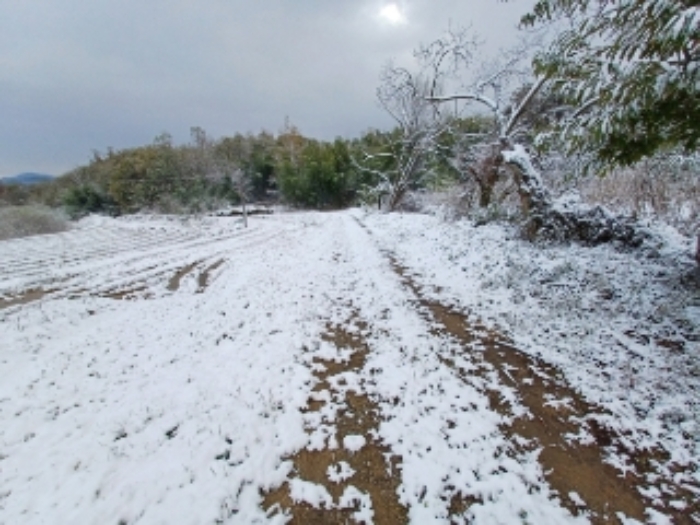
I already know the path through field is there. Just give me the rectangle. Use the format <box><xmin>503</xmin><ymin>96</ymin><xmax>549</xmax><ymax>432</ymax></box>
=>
<box><xmin>1</xmin><ymin>211</ymin><xmax>696</xmax><ymax>524</ymax></box>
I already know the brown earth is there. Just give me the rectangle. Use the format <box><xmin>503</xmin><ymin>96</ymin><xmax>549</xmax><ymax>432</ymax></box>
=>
<box><xmin>390</xmin><ymin>256</ymin><xmax>698</xmax><ymax>524</ymax></box>
<box><xmin>263</xmin><ymin>317</ymin><xmax>407</xmax><ymax>524</ymax></box>
<box><xmin>0</xmin><ymin>288</ymin><xmax>56</xmax><ymax>310</ymax></box>
<box><xmin>167</xmin><ymin>261</ymin><xmax>200</xmax><ymax>291</ymax></box>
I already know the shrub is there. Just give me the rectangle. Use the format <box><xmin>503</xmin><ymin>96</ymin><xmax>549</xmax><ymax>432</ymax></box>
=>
<box><xmin>62</xmin><ymin>185</ymin><xmax>117</xmax><ymax>219</ymax></box>
<box><xmin>0</xmin><ymin>205</ymin><xmax>69</xmax><ymax>240</ymax></box>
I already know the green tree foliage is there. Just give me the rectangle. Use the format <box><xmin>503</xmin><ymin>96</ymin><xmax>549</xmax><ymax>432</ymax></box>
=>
<box><xmin>248</xmin><ymin>132</ymin><xmax>278</xmax><ymax>199</ymax></box>
<box><xmin>62</xmin><ymin>185</ymin><xmax>115</xmax><ymax>219</ymax></box>
<box><xmin>109</xmin><ymin>147</ymin><xmax>167</xmax><ymax>211</ymax></box>
<box><xmin>522</xmin><ymin>0</ymin><xmax>700</xmax><ymax>169</ymax></box>
<box><xmin>20</xmin><ymin>124</ymin><xmax>372</xmax><ymax>217</ymax></box>
<box><xmin>215</xmin><ymin>132</ymin><xmax>276</xmax><ymax>199</ymax></box>
<box><xmin>277</xmin><ymin>138</ymin><xmax>357</xmax><ymax>209</ymax></box>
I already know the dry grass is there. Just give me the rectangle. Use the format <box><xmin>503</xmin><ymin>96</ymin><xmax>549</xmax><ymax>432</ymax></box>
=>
<box><xmin>577</xmin><ymin>166</ymin><xmax>700</xmax><ymax>235</ymax></box>
<box><xmin>420</xmin><ymin>154</ymin><xmax>700</xmax><ymax>235</ymax></box>
<box><xmin>0</xmin><ymin>205</ymin><xmax>70</xmax><ymax>241</ymax></box>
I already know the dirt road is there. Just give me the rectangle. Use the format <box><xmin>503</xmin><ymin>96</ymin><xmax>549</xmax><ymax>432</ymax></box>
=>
<box><xmin>0</xmin><ymin>211</ymin><xmax>695</xmax><ymax>523</ymax></box>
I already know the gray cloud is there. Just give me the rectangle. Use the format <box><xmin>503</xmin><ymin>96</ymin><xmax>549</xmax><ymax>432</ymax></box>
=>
<box><xmin>0</xmin><ymin>0</ymin><xmax>529</xmax><ymax>176</ymax></box>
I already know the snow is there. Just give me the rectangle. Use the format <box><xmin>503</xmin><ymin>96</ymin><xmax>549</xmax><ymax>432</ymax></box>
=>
<box><xmin>568</xmin><ymin>491</ymin><xmax>585</xmax><ymax>507</ymax></box>
<box><xmin>343</xmin><ymin>435</ymin><xmax>366</xmax><ymax>453</ymax></box>
<box><xmin>288</xmin><ymin>479</ymin><xmax>333</xmax><ymax>509</ymax></box>
<box><xmin>338</xmin><ymin>485</ymin><xmax>374</xmax><ymax>523</ymax></box>
<box><xmin>327</xmin><ymin>461</ymin><xmax>356</xmax><ymax>483</ymax></box>
<box><xmin>1</xmin><ymin>208</ymin><xmax>697</xmax><ymax>523</ymax></box>
<box><xmin>361</xmin><ymin>208</ymin><xmax>699</xmax><ymax>499</ymax></box>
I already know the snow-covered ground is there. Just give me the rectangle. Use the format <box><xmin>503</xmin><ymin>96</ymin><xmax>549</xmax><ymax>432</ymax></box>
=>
<box><xmin>363</xmin><ymin>211</ymin><xmax>699</xmax><ymax>460</ymax></box>
<box><xmin>1</xmin><ymin>209</ymin><xmax>698</xmax><ymax>524</ymax></box>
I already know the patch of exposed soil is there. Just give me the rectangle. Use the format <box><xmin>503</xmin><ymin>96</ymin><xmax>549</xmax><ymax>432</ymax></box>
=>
<box><xmin>99</xmin><ymin>286</ymin><xmax>149</xmax><ymax>301</ymax></box>
<box><xmin>216</xmin><ymin>208</ymin><xmax>273</xmax><ymax>217</ymax></box>
<box><xmin>197</xmin><ymin>259</ymin><xmax>225</xmax><ymax>293</ymax></box>
<box><xmin>262</xmin><ymin>317</ymin><xmax>407</xmax><ymax>524</ymax></box>
<box><xmin>0</xmin><ymin>288</ymin><xmax>56</xmax><ymax>310</ymax></box>
<box><xmin>389</xmin><ymin>257</ymin><xmax>699</xmax><ymax>524</ymax></box>
<box><xmin>167</xmin><ymin>261</ymin><xmax>200</xmax><ymax>292</ymax></box>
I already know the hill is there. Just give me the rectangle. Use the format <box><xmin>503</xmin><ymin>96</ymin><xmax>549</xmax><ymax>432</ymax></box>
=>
<box><xmin>0</xmin><ymin>172</ymin><xmax>54</xmax><ymax>185</ymax></box>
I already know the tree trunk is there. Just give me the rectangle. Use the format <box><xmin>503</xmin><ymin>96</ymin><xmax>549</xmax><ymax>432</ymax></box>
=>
<box><xmin>501</xmin><ymin>145</ymin><xmax>553</xmax><ymax>239</ymax></box>
<box><xmin>503</xmin><ymin>145</ymin><xmax>648</xmax><ymax>246</ymax></box>
<box><xmin>478</xmin><ymin>184</ymin><xmax>493</xmax><ymax>208</ymax></box>
<box><xmin>478</xmin><ymin>161</ymin><xmax>502</xmax><ymax>209</ymax></box>
<box><xmin>388</xmin><ymin>184</ymin><xmax>408</xmax><ymax>211</ymax></box>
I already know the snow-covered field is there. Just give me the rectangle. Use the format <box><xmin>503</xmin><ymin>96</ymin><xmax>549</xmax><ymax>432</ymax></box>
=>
<box><xmin>1</xmin><ymin>209</ymin><xmax>698</xmax><ymax>524</ymax></box>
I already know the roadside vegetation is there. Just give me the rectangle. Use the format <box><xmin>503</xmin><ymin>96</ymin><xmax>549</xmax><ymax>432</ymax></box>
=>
<box><xmin>0</xmin><ymin>205</ymin><xmax>69</xmax><ymax>241</ymax></box>
<box><xmin>1</xmin><ymin>0</ymin><xmax>697</xmax><ymax>247</ymax></box>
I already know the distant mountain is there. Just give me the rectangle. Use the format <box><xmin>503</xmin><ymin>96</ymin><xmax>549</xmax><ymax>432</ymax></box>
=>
<box><xmin>0</xmin><ymin>172</ymin><xmax>54</xmax><ymax>186</ymax></box>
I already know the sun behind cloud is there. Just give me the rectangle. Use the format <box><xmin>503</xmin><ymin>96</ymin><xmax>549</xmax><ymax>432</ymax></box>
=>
<box><xmin>378</xmin><ymin>3</ymin><xmax>407</xmax><ymax>25</ymax></box>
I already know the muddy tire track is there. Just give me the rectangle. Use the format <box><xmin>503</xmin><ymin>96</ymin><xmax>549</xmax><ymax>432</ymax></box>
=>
<box><xmin>0</xmin><ymin>227</ymin><xmax>288</xmax><ymax>311</ymax></box>
<box><xmin>196</xmin><ymin>259</ymin><xmax>226</xmax><ymax>293</ymax></box>
<box><xmin>167</xmin><ymin>261</ymin><xmax>201</xmax><ymax>292</ymax></box>
<box><xmin>263</xmin><ymin>316</ymin><xmax>407</xmax><ymax>524</ymax></box>
<box><xmin>0</xmin><ymin>287</ymin><xmax>58</xmax><ymax>311</ymax></box>
<box><xmin>389</xmin><ymin>256</ymin><xmax>698</xmax><ymax>524</ymax></box>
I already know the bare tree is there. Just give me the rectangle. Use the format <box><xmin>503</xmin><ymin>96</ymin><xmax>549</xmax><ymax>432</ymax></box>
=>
<box><xmin>425</xmin><ymin>32</ymin><xmax>551</xmax><ymax>217</ymax></box>
<box><xmin>359</xmin><ymin>28</ymin><xmax>480</xmax><ymax>211</ymax></box>
<box><xmin>425</xmin><ymin>30</ymin><xmax>649</xmax><ymax>245</ymax></box>
<box><xmin>216</xmin><ymin>159</ymin><xmax>252</xmax><ymax>227</ymax></box>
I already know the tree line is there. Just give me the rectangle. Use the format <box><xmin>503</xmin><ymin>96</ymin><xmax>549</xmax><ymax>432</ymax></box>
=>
<box><xmin>2</xmin><ymin>0</ymin><xmax>697</xmax><ymax>248</ymax></box>
<box><xmin>0</xmin><ymin>126</ymin><xmax>369</xmax><ymax>216</ymax></box>
<box><xmin>3</xmin><ymin>119</ymin><xmax>487</xmax><ymax>217</ymax></box>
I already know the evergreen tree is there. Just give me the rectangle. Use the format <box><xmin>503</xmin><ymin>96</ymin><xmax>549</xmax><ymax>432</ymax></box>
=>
<box><xmin>523</xmin><ymin>0</ymin><xmax>700</xmax><ymax>169</ymax></box>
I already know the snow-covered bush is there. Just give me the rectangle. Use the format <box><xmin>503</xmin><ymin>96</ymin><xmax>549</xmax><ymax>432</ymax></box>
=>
<box><xmin>536</xmin><ymin>152</ymin><xmax>700</xmax><ymax>237</ymax></box>
<box><xmin>0</xmin><ymin>205</ymin><xmax>69</xmax><ymax>240</ymax></box>
<box><xmin>524</xmin><ymin>0</ymin><xmax>700</xmax><ymax>170</ymax></box>
<box><xmin>580</xmin><ymin>159</ymin><xmax>700</xmax><ymax>237</ymax></box>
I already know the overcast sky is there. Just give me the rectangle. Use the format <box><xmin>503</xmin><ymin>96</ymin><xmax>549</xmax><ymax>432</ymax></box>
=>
<box><xmin>0</xmin><ymin>0</ymin><xmax>530</xmax><ymax>177</ymax></box>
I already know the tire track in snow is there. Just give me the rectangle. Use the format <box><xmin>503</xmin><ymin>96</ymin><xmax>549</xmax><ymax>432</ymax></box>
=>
<box><xmin>167</xmin><ymin>261</ymin><xmax>200</xmax><ymax>292</ymax></box>
<box><xmin>0</xmin><ymin>217</ymin><xmax>265</xmax><ymax>291</ymax></box>
<box><xmin>87</xmin><ymin>227</ymin><xmax>287</xmax><ymax>299</ymax></box>
<box><xmin>263</xmin><ymin>315</ymin><xmax>407</xmax><ymax>524</ymax></box>
<box><xmin>0</xmin><ymin>222</ymin><xmax>290</xmax><ymax>310</ymax></box>
<box><xmin>299</xmin><ymin>214</ymin><xmax>581</xmax><ymax>523</ymax></box>
<box><xmin>385</xmin><ymin>251</ymin><xmax>697</xmax><ymax>523</ymax></box>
